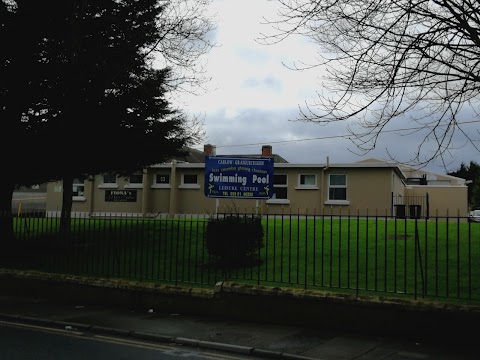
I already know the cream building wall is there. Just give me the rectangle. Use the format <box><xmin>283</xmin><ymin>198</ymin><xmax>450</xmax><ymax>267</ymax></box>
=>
<box><xmin>321</xmin><ymin>167</ymin><xmax>396</xmax><ymax>216</ymax></box>
<box><xmin>45</xmin><ymin>160</ymin><xmax>467</xmax><ymax>219</ymax></box>
<box><xmin>261</xmin><ymin>166</ymin><xmax>324</xmax><ymax>214</ymax></box>
<box><xmin>405</xmin><ymin>186</ymin><xmax>468</xmax><ymax>217</ymax></box>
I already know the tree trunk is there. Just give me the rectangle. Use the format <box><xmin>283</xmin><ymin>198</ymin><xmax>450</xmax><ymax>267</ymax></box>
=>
<box><xmin>0</xmin><ymin>183</ymin><xmax>15</xmax><ymax>243</ymax></box>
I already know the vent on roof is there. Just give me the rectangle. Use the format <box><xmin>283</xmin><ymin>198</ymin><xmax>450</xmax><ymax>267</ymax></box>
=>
<box><xmin>406</xmin><ymin>174</ymin><xmax>427</xmax><ymax>185</ymax></box>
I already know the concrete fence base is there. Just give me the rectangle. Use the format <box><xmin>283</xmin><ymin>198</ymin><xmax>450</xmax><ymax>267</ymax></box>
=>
<box><xmin>1</xmin><ymin>269</ymin><xmax>479</xmax><ymax>344</ymax></box>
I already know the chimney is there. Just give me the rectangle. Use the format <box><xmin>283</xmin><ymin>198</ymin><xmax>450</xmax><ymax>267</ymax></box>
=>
<box><xmin>203</xmin><ymin>144</ymin><xmax>216</xmax><ymax>156</ymax></box>
<box><xmin>261</xmin><ymin>145</ymin><xmax>272</xmax><ymax>157</ymax></box>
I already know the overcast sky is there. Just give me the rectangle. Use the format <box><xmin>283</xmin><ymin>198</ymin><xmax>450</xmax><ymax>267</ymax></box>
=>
<box><xmin>174</xmin><ymin>0</ymin><xmax>480</xmax><ymax>175</ymax></box>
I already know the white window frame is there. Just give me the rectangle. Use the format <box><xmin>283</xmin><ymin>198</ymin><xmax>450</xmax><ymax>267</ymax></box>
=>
<box><xmin>72</xmin><ymin>178</ymin><xmax>86</xmax><ymax>201</ymax></box>
<box><xmin>267</xmin><ymin>174</ymin><xmax>290</xmax><ymax>204</ymax></box>
<box><xmin>179</xmin><ymin>173</ymin><xmax>200</xmax><ymax>189</ymax></box>
<box><xmin>98</xmin><ymin>173</ymin><xmax>118</xmax><ymax>189</ymax></box>
<box><xmin>125</xmin><ymin>173</ymin><xmax>144</xmax><ymax>189</ymax></box>
<box><xmin>296</xmin><ymin>174</ymin><xmax>318</xmax><ymax>189</ymax></box>
<box><xmin>325</xmin><ymin>174</ymin><xmax>349</xmax><ymax>205</ymax></box>
<box><xmin>151</xmin><ymin>173</ymin><xmax>171</xmax><ymax>189</ymax></box>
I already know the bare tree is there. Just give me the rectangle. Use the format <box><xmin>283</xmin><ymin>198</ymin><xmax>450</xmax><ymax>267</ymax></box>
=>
<box><xmin>154</xmin><ymin>0</ymin><xmax>217</xmax><ymax>96</ymax></box>
<box><xmin>152</xmin><ymin>0</ymin><xmax>217</xmax><ymax>140</ymax></box>
<box><xmin>259</xmin><ymin>0</ymin><xmax>480</xmax><ymax>167</ymax></box>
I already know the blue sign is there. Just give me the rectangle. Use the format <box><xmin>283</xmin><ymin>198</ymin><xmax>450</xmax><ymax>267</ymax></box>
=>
<box><xmin>204</xmin><ymin>156</ymin><xmax>274</xmax><ymax>199</ymax></box>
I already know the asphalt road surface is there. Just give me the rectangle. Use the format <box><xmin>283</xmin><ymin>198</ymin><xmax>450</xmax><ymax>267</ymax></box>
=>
<box><xmin>0</xmin><ymin>319</ymin><xmax>262</xmax><ymax>360</ymax></box>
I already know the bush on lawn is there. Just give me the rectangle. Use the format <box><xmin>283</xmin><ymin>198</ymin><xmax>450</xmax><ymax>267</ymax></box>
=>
<box><xmin>205</xmin><ymin>214</ymin><xmax>264</xmax><ymax>268</ymax></box>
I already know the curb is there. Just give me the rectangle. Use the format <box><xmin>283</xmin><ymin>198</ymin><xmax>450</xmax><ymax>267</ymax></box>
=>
<box><xmin>0</xmin><ymin>313</ymin><xmax>318</xmax><ymax>360</ymax></box>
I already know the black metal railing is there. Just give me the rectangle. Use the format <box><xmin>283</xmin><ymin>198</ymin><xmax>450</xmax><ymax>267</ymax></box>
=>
<box><xmin>1</xmin><ymin>210</ymin><xmax>479</xmax><ymax>305</ymax></box>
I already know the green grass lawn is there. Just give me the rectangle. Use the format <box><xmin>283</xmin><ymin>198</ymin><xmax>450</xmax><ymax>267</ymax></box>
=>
<box><xmin>7</xmin><ymin>214</ymin><xmax>480</xmax><ymax>305</ymax></box>
<box><xmin>260</xmin><ymin>216</ymin><xmax>480</xmax><ymax>303</ymax></box>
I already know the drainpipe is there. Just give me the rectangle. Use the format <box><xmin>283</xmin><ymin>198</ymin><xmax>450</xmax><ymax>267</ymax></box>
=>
<box><xmin>169</xmin><ymin>160</ymin><xmax>177</xmax><ymax>216</ymax></box>
<box><xmin>321</xmin><ymin>156</ymin><xmax>330</xmax><ymax>213</ymax></box>
<box><xmin>141</xmin><ymin>169</ymin><xmax>148</xmax><ymax>217</ymax></box>
<box><xmin>88</xmin><ymin>175</ymin><xmax>95</xmax><ymax>216</ymax></box>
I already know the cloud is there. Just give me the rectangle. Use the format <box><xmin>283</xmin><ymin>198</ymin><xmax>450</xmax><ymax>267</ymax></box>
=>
<box><xmin>173</xmin><ymin>0</ymin><xmax>480</xmax><ymax>176</ymax></box>
<box><xmin>242</xmin><ymin>72</ymin><xmax>281</xmax><ymax>87</ymax></box>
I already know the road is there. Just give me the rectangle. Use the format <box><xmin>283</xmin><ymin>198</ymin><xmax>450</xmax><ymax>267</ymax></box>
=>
<box><xmin>0</xmin><ymin>319</ymin><xmax>262</xmax><ymax>360</ymax></box>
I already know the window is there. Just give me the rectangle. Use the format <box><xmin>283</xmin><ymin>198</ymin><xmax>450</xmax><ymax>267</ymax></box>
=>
<box><xmin>152</xmin><ymin>173</ymin><xmax>171</xmax><ymax>189</ymax></box>
<box><xmin>129</xmin><ymin>174</ymin><xmax>143</xmax><ymax>184</ymax></box>
<box><xmin>103</xmin><ymin>173</ymin><xmax>117</xmax><ymax>184</ymax></box>
<box><xmin>183</xmin><ymin>174</ymin><xmax>198</xmax><ymax>184</ymax></box>
<box><xmin>125</xmin><ymin>173</ymin><xmax>143</xmax><ymax>189</ymax></box>
<box><xmin>298</xmin><ymin>174</ymin><xmax>317</xmax><ymax>187</ymax></box>
<box><xmin>73</xmin><ymin>178</ymin><xmax>85</xmax><ymax>199</ymax></box>
<box><xmin>272</xmin><ymin>174</ymin><xmax>288</xmax><ymax>199</ymax></box>
<box><xmin>329</xmin><ymin>174</ymin><xmax>347</xmax><ymax>200</ymax></box>
<box><xmin>179</xmin><ymin>173</ymin><xmax>200</xmax><ymax>189</ymax></box>
<box><xmin>99</xmin><ymin>173</ymin><xmax>118</xmax><ymax>189</ymax></box>
<box><xmin>155</xmin><ymin>174</ymin><xmax>170</xmax><ymax>185</ymax></box>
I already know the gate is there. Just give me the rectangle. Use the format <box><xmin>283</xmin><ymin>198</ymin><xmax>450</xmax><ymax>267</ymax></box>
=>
<box><xmin>392</xmin><ymin>193</ymin><xmax>429</xmax><ymax>219</ymax></box>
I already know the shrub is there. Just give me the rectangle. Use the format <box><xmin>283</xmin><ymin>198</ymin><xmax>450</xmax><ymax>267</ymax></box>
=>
<box><xmin>205</xmin><ymin>214</ymin><xmax>264</xmax><ymax>268</ymax></box>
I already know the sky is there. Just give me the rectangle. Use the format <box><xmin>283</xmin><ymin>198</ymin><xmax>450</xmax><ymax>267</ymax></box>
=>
<box><xmin>174</xmin><ymin>0</ymin><xmax>480</xmax><ymax>175</ymax></box>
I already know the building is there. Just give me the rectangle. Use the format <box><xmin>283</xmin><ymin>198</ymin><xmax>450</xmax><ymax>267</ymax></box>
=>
<box><xmin>45</xmin><ymin>145</ymin><xmax>468</xmax><ymax>218</ymax></box>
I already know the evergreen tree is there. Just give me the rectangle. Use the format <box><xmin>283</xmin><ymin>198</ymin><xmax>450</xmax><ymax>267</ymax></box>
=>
<box><xmin>448</xmin><ymin>161</ymin><xmax>480</xmax><ymax>209</ymax></box>
<box><xmin>0</xmin><ymin>0</ymin><xmax>214</xmax><ymax>237</ymax></box>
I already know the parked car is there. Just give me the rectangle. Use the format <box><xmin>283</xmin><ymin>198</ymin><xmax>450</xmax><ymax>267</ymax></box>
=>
<box><xmin>469</xmin><ymin>210</ymin><xmax>480</xmax><ymax>222</ymax></box>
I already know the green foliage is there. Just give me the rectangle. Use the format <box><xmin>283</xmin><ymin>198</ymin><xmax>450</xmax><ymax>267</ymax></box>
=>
<box><xmin>448</xmin><ymin>161</ymin><xmax>480</xmax><ymax>208</ymax></box>
<box><xmin>0</xmin><ymin>0</ymin><xmax>203</xmax><ymax>222</ymax></box>
<box><xmin>205</xmin><ymin>215</ymin><xmax>264</xmax><ymax>268</ymax></box>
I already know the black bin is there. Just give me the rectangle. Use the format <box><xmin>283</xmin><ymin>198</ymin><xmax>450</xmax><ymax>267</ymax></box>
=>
<box><xmin>394</xmin><ymin>204</ymin><xmax>406</xmax><ymax>219</ymax></box>
<box><xmin>409</xmin><ymin>205</ymin><xmax>421</xmax><ymax>219</ymax></box>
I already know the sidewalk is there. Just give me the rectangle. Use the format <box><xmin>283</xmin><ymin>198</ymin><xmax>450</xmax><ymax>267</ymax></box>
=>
<box><xmin>0</xmin><ymin>295</ymin><xmax>476</xmax><ymax>360</ymax></box>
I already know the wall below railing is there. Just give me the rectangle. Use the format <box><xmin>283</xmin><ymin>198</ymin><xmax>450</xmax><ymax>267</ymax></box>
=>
<box><xmin>1</xmin><ymin>269</ymin><xmax>479</xmax><ymax>345</ymax></box>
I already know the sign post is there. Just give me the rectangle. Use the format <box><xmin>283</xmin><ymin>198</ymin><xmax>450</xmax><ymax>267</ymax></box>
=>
<box><xmin>204</xmin><ymin>156</ymin><xmax>274</xmax><ymax>199</ymax></box>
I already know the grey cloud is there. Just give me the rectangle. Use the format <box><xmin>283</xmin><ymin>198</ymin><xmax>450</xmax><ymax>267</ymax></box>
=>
<box><xmin>242</xmin><ymin>75</ymin><xmax>283</xmax><ymax>92</ymax></box>
<box><xmin>235</xmin><ymin>47</ymin><xmax>270</xmax><ymax>64</ymax></box>
<box><xmin>200</xmin><ymin>106</ymin><xmax>478</xmax><ymax>174</ymax></box>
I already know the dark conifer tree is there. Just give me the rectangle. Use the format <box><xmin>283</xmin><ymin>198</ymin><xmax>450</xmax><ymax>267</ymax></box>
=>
<box><xmin>0</xmin><ymin>0</ymin><xmax>214</xmax><ymax>237</ymax></box>
<box><xmin>449</xmin><ymin>161</ymin><xmax>480</xmax><ymax>209</ymax></box>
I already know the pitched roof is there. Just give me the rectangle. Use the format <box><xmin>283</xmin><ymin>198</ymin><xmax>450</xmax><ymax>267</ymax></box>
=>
<box><xmin>216</xmin><ymin>153</ymin><xmax>289</xmax><ymax>164</ymax></box>
<box><xmin>171</xmin><ymin>147</ymin><xmax>207</xmax><ymax>163</ymax></box>
<box><xmin>167</xmin><ymin>146</ymin><xmax>289</xmax><ymax>164</ymax></box>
